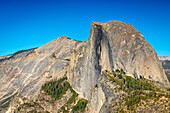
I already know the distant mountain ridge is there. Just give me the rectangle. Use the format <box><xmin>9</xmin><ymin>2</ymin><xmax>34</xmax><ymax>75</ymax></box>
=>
<box><xmin>158</xmin><ymin>56</ymin><xmax>170</xmax><ymax>61</ymax></box>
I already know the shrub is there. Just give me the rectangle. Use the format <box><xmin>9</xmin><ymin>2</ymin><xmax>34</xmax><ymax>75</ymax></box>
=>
<box><xmin>118</xmin><ymin>74</ymin><xmax>123</xmax><ymax>79</ymax></box>
<box><xmin>121</xmin><ymin>69</ymin><xmax>126</xmax><ymax>74</ymax></box>
<box><xmin>72</xmin><ymin>99</ymin><xmax>88</xmax><ymax>112</ymax></box>
<box><xmin>139</xmin><ymin>75</ymin><xmax>143</xmax><ymax>80</ymax></box>
<box><xmin>66</xmin><ymin>88</ymin><xmax>78</xmax><ymax>104</ymax></box>
<box><xmin>167</xmin><ymin>88</ymin><xmax>170</xmax><ymax>91</ymax></box>
<box><xmin>95</xmin><ymin>84</ymin><xmax>98</xmax><ymax>88</ymax></box>
<box><xmin>113</xmin><ymin>72</ymin><xmax>116</xmax><ymax>77</ymax></box>
<box><xmin>116</xmin><ymin>69</ymin><xmax>120</xmax><ymax>73</ymax></box>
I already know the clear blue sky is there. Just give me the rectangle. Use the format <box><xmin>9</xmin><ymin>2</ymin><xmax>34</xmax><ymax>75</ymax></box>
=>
<box><xmin>0</xmin><ymin>0</ymin><xmax>170</xmax><ymax>56</ymax></box>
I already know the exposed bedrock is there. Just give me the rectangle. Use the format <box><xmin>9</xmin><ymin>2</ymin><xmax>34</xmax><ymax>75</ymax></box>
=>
<box><xmin>0</xmin><ymin>21</ymin><xmax>169</xmax><ymax>113</ymax></box>
<box><xmin>68</xmin><ymin>21</ymin><xmax>169</xmax><ymax>112</ymax></box>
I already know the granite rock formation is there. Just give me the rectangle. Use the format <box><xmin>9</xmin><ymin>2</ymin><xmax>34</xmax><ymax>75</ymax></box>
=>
<box><xmin>0</xmin><ymin>21</ymin><xmax>169</xmax><ymax>113</ymax></box>
<box><xmin>68</xmin><ymin>21</ymin><xmax>169</xmax><ymax>112</ymax></box>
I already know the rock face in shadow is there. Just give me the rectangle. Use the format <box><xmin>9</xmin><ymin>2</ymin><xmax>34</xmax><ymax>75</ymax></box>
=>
<box><xmin>68</xmin><ymin>21</ymin><xmax>169</xmax><ymax>112</ymax></box>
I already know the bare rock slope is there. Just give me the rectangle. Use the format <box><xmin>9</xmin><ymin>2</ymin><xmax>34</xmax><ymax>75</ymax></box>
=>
<box><xmin>0</xmin><ymin>36</ymin><xmax>84</xmax><ymax>112</ymax></box>
<box><xmin>0</xmin><ymin>21</ymin><xmax>169</xmax><ymax>113</ymax></box>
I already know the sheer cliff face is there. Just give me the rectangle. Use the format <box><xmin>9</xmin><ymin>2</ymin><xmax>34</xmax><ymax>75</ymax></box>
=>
<box><xmin>68</xmin><ymin>21</ymin><xmax>169</xmax><ymax>112</ymax></box>
<box><xmin>95</xmin><ymin>21</ymin><xmax>168</xmax><ymax>83</ymax></box>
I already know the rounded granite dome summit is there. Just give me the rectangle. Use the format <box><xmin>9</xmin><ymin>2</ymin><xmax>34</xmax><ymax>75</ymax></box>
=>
<box><xmin>91</xmin><ymin>20</ymin><xmax>143</xmax><ymax>36</ymax></box>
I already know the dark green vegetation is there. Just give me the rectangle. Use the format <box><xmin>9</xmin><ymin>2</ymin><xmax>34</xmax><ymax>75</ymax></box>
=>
<box><xmin>16</xmin><ymin>76</ymin><xmax>88</xmax><ymax>112</ymax></box>
<box><xmin>66</xmin><ymin>88</ymin><xmax>78</xmax><ymax>105</ymax></box>
<box><xmin>104</xmin><ymin>69</ymin><xmax>170</xmax><ymax>112</ymax></box>
<box><xmin>61</xmin><ymin>87</ymin><xmax>79</xmax><ymax>113</ymax></box>
<box><xmin>51</xmin><ymin>53</ymin><xmax>57</xmax><ymax>59</ymax></box>
<box><xmin>95</xmin><ymin>84</ymin><xmax>98</xmax><ymax>88</ymax></box>
<box><xmin>41</xmin><ymin>76</ymin><xmax>70</xmax><ymax>99</ymax></box>
<box><xmin>166</xmin><ymin>73</ymin><xmax>170</xmax><ymax>82</ymax></box>
<box><xmin>104</xmin><ymin>69</ymin><xmax>159</xmax><ymax>94</ymax></box>
<box><xmin>0</xmin><ymin>100</ymin><xmax>11</xmax><ymax>109</ymax></box>
<box><xmin>161</xmin><ymin>60</ymin><xmax>170</xmax><ymax>69</ymax></box>
<box><xmin>16</xmin><ymin>75</ymin><xmax>76</xmax><ymax>113</ymax></box>
<box><xmin>72</xmin><ymin>99</ymin><xmax>88</xmax><ymax>112</ymax></box>
<box><xmin>0</xmin><ymin>93</ymin><xmax>17</xmax><ymax>109</ymax></box>
<box><xmin>41</xmin><ymin>76</ymin><xmax>88</xmax><ymax>112</ymax></box>
<box><xmin>123</xmin><ymin>90</ymin><xmax>170</xmax><ymax>111</ymax></box>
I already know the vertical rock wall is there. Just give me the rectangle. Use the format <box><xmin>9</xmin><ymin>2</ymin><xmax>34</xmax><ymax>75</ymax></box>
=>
<box><xmin>68</xmin><ymin>21</ymin><xmax>169</xmax><ymax>112</ymax></box>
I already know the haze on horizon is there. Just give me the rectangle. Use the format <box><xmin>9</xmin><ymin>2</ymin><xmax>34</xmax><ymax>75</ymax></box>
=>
<box><xmin>0</xmin><ymin>0</ymin><xmax>170</xmax><ymax>56</ymax></box>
